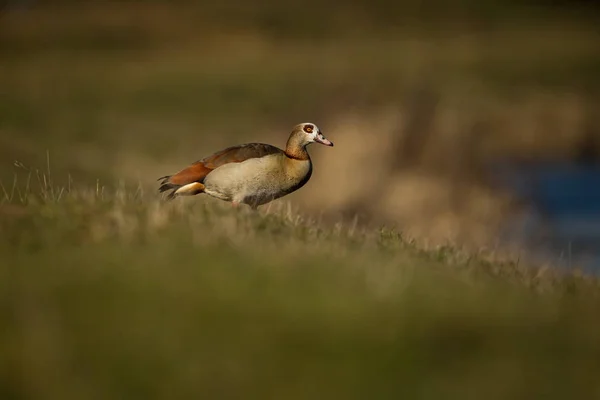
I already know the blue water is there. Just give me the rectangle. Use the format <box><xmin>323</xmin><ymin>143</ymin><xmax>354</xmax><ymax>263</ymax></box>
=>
<box><xmin>491</xmin><ymin>162</ymin><xmax>600</xmax><ymax>273</ymax></box>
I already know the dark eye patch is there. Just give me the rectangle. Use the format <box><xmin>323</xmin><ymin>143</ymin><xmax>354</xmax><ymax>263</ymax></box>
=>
<box><xmin>303</xmin><ymin>124</ymin><xmax>314</xmax><ymax>133</ymax></box>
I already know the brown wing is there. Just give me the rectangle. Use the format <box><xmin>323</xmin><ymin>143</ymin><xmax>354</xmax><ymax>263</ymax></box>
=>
<box><xmin>158</xmin><ymin>143</ymin><xmax>283</xmax><ymax>196</ymax></box>
<box><xmin>200</xmin><ymin>143</ymin><xmax>283</xmax><ymax>169</ymax></box>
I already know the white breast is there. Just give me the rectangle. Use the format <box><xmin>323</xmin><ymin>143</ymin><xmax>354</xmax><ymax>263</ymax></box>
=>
<box><xmin>203</xmin><ymin>154</ymin><xmax>310</xmax><ymax>206</ymax></box>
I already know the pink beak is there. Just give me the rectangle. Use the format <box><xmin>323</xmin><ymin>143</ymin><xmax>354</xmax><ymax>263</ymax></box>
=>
<box><xmin>315</xmin><ymin>134</ymin><xmax>334</xmax><ymax>147</ymax></box>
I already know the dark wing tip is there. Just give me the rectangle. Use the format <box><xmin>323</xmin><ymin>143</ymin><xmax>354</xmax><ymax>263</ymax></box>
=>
<box><xmin>165</xmin><ymin>191</ymin><xmax>177</xmax><ymax>201</ymax></box>
<box><xmin>158</xmin><ymin>183</ymin><xmax>174</xmax><ymax>193</ymax></box>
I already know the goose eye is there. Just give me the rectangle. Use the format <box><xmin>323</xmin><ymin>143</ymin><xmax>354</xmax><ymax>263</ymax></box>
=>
<box><xmin>303</xmin><ymin>125</ymin><xmax>314</xmax><ymax>133</ymax></box>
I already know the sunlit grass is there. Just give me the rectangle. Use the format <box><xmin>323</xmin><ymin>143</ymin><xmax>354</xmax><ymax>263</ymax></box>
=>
<box><xmin>1</xmin><ymin>167</ymin><xmax>600</xmax><ymax>399</ymax></box>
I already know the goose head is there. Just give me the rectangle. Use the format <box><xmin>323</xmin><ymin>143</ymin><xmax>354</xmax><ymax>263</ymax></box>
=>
<box><xmin>291</xmin><ymin>122</ymin><xmax>334</xmax><ymax>148</ymax></box>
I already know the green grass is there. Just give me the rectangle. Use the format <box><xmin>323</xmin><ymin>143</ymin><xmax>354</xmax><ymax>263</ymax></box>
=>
<box><xmin>2</xmin><ymin>4</ymin><xmax>600</xmax><ymax>397</ymax></box>
<box><xmin>1</xmin><ymin>176</ymin><xmax>600</xmax><ymax>399</ymax></box>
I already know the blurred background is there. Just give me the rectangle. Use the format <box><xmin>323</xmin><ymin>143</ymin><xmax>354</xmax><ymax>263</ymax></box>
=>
<box><xmin>1</xmin><ymin>0</ymin><xmax>599</xmax><ymax>270</ymax></box>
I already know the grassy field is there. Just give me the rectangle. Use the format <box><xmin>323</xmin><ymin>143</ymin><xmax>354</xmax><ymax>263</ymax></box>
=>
<box><xmin>2</xmin><ymin>176</ymin><xmax>600</xmax><ymax>399</ymax></box>
<box><xmin>2</xmin><ymin>2</ymin><xmax>600</xmax><ymax>398</ymax></box>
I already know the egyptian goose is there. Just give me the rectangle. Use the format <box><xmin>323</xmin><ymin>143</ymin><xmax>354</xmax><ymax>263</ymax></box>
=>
<box><xmin>157</xmin><ymin>122</ymin><xmax>333</xmax><ymax>209</ymax></box>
